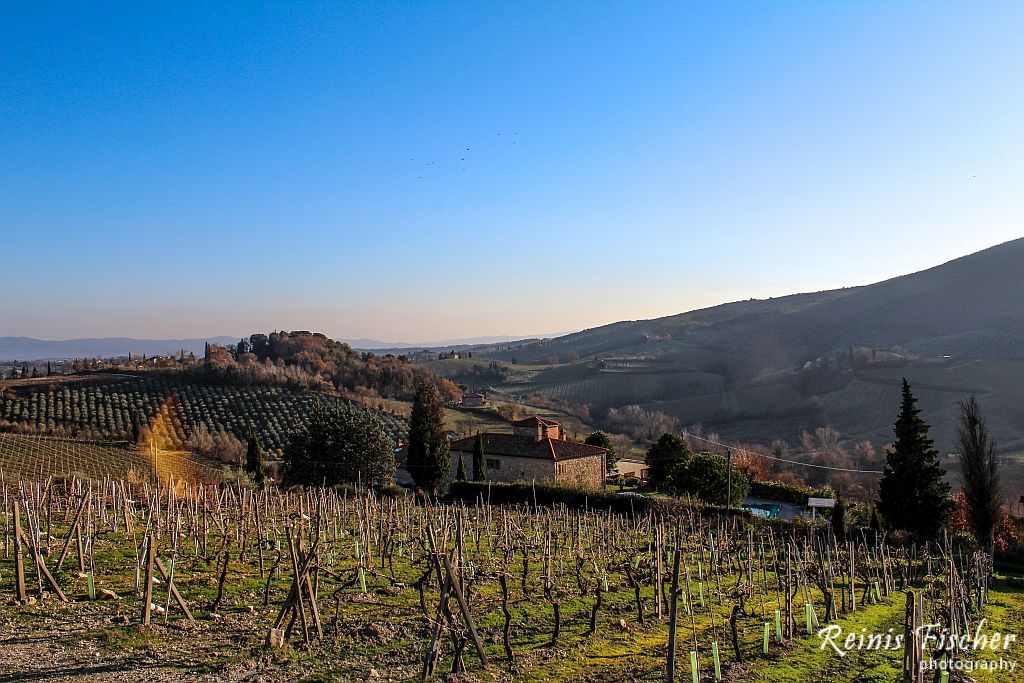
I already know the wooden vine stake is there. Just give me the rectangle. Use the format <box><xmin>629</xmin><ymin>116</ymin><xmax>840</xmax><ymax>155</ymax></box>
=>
<box><xmin>141</xmin><ymin>532</ymin><xmax>155</xmax><ymax>625</ymax></box>
<box><xmin>666</xmin><ymin>548</ymin><xmax>681</xmax><ymax>682</ymax></box>
<box><xmin>266</xmin><ymin>527</ymin><xmax>321</xmax><ymax>648</ymax></box>
<box><xmin>13</xmin><ymin>501</ymin><xmax>27</xmax><ymax>604</ymax></box>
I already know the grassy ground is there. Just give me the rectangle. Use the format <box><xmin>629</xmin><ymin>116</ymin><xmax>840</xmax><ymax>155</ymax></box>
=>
<box><xmin>736</xmin><ymin>572</ymin><xmax>1024</xmax><ymax>683</ymax></box>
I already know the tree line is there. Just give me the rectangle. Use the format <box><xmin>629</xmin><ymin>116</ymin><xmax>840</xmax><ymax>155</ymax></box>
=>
<box><xmin>264</xmin><ymin>375</ymin><xmax>1012</xmax><ymax>563</ymax></box>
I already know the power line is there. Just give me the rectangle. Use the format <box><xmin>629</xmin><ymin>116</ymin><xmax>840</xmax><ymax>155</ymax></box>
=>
<box><xmin>680</xmin><ymin>431</ymin><xmax>884</xmax><ymax>474</ymax></box>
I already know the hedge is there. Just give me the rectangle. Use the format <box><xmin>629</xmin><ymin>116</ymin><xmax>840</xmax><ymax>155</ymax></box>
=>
<box><xmin>748</xmin><ymin>479</ymin><xmax>834</xmax><ymax>505</ymax></box>
<box><xmin>444</xmin><ymin>480</ymin><xmax>751</xmax><ymax>519</ymax></box>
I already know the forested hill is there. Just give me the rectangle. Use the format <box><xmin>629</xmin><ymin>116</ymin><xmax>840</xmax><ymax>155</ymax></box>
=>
<box><xmin>204</xmin><ymin>330</ymin><xmax>461</xmax><ymax>401</ymax></box>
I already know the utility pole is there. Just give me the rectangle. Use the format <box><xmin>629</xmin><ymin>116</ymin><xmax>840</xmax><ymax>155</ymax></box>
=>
<box><xmin>725</xmin><ymin>448</ymin><xmax>733</xmax><ymax>511</ymax></box>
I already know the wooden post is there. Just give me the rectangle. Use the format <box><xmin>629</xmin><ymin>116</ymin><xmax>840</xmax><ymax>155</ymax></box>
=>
<box><xmin>55</xmin><ymin>493</ymin><xmax>88</xmax><ymax>572</ymax></box>
<box><xmin>421</xmin><ymin>576</ymin><xmax>452</xmax><ymax>680</ymax></box>
<box><xmin>13</xmin><ymin>501</ymin><xmax>26</xmax><ymax>604</ymax></box>
<box><xmin>440</xmin><ymin>550</ymin><xmax>488</xmax><ymax>667</ymax></box>
<box><xmin>666</xmin><ymin>549</ymin><xmax>681</xmax><ymax>682</ymax></box>
<box><xmin>154</xmin><ymin>556</ymin><xmax>194</xmax><ymax>621</ymax></box>
<box><xmin>903</xmin><ymin>590</ymin><xmax>915</xmax><ymax>682</ymax></box>
<box><xmin>141</xmin><ymin>533</ymin><xmax>155</xmax><ymax>625</ymax></box>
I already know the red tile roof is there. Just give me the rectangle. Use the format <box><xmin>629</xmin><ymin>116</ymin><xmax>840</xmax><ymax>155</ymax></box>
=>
<box><xmin>511</xmin><ymin>416</ymin><xmax>560</xmax><ymax>428</ymax></box>
<box><xmin>449</xmin><ymin>433</ymin><xmax>606</xmax><ymax>461</ymax></box>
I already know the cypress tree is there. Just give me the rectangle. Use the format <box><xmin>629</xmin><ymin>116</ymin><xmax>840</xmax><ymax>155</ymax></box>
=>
<box><xmin>246</xmin><ymin>429</ymin><xmax>265</xmax><ymax>487</ymax></box>
<box><xmin>456</xmin><ymin>454</ymin><xmax>467</xmax><ymax>481</ymax></box>
<box><xmin>407</xmin><ymin>381</ymin><xmax>451</xmax><ymax>494</ymax></box>
<box><xmin>877</xmin><ymin>378</ymin><xmax>953</xmax><ymax>537</ymax></box>
<box><xmin>472</xmin><ymin>433</ymin><xmax>487</xmax><ymax>481</ymax></box>
<box><xmin>131</xmin><ymin>410</ymin><xmax>143</xmax><ymax>445</ymax></box>
<box><xmin>831</xmin><ymin>496</ymin><xmax>847</xmax><ymax>540</ymax></box>
<box><xmin>869</xmin><ymin>506</ymin><xmax>882</xmax><ymax>533</ymax></box>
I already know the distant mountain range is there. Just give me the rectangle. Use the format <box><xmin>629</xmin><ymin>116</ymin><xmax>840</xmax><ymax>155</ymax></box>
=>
<box><xmin>345</xmin><ymin>333</ymin><xmax>574</xmax><ymax>351</ymax></box>
<box><xmin>0</xmin><ymin>337</ymin><xmax>241</xmax><ymax>361</ymax></box>
<box><xmin>0</xmin><ymin>332</ymin><xmax>574</xmax><ymax>361</ymax></box>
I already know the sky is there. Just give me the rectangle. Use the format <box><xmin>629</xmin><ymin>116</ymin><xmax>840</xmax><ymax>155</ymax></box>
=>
<box><xmin>2</xmin><ymin>2</ymin><xmax>1022</xmax><ymax>343</ymax></box>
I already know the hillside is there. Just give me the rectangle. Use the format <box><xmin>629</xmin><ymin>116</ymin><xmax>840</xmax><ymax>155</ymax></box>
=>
<box><xmin>484</xmin><ymin>239</ymin><xmax>1024</xmax><ymax>372</ymax></box>
<box><xmin>0</xmin><ymin>432</ymin><xmax>223</xmax><ymax>484</ymax></box>
<box><xmin>0</xmin><ymin>374</ymin><xmax>408</xmax><ymax>459</ymax></box>
<box><xmin>458</xmin><ymin>239</ymin><xmax>1024</xmax><ymax>460</ymax></box>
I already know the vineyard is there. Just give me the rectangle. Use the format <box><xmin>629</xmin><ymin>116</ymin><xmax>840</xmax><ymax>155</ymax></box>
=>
<box><xmin>0</xmin><ymin>433</ymin><xmax>223</xmax><ymax>485</ymax></box>
<box><xmin>0</xmin><ymin>376</ymin><xmax>409</xmax><ymax>456</ymax></box>
<box><xmin>1</xmin><ymin>477</ymin><xmax>1018</xmax><ymax>682</ymax></box>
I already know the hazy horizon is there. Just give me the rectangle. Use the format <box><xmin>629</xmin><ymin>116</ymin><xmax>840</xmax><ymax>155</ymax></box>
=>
<box><xmin>3</xmin><ymin>3</ymin><xmax>1022</xmax><ymax>340</ymax></box>
<box><xmin>1</xmin><ymin>237</ymin><xmax>1022</xmax><ymax>343</ymax></box>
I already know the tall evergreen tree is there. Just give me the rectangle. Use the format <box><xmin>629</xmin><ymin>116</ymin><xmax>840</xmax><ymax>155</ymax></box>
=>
<box><xmin>245</xmin><ymin>428</ymin><xmax>266</xmax><ymax>487</ymax></box>
<box><xmin>584</xmin><ymin>431</ymin><xmax>617</xmax><ymax>474</ymax></box>
<box><xmin>877</xmin><ymin>379</ymin><xmax>953</xmax><ymax>537</ymax></box>
<box><xmin>869</xmin><ymin>506</ymin><xmax>882</xmax><ymax>533</ymax></box>
<box><xmin>131</xmin><ymin>410</ymin><xmax>143</xmax><ymax>445</ymax></box>
<box><xmin>956</xmin><ymin>395</ymin><xmax>1001</xmax><ymax>556</ymax></box>
<box><xmin>831</xmin><ymin>497</ymin><xmax>847</xmax><ymax>540</ymax></box>
<box><xmin>472</xmin><ymin>433</ymin><xmax>487</xmax><ymax>481</ymax></box>
<box><xmin>406</xmin><ymin>381</ymin><xmax>451</xmax><ymax>494</ymax></box>
<box><xmin>644</xmin><ymin>433</ymin><xmax>690</xmax><ymax>491</ymax></box>
<box><xmin>455</xmin><ymin>454</ymin><xmax>467</xmax><ymax>481</ymax></box>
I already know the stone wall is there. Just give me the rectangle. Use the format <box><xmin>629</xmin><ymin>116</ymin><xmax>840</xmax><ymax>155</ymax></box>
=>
<box><xmin>448</xmin><ymin>450</ymin><xmax>603</xmax><ymax>490</ymax></box>
<box><xmin>553</xmin><ymin>454</ymin><xmax>605</xmax><ymax>490</ymax></box>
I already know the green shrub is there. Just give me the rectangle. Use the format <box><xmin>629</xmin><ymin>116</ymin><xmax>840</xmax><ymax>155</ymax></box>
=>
<box><xmin>748</xmin><ymin>479</ymin><xmax>834</xmax><ymax>505</ymax></box>
<box><xmin>668</xmin><ymin>452</ymin><xmax>749</xmax><ymax>506</ymax></box>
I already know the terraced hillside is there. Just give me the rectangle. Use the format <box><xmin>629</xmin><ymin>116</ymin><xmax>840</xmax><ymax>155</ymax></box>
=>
<box><xmin>0</xmin><ymin>375</ymin><xmax>408</xmax><ymax>457</ymax></box>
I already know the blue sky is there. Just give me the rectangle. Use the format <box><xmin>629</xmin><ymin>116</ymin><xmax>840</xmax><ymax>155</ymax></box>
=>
<box><xmin>2</xmin><ymin>2</ymin><xmax>1022</xmax><ymax>342</ymax></box>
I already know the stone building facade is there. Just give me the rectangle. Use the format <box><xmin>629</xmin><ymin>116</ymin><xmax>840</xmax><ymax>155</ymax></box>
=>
<box><xmin>447</xmin><ymin>416</ymin><xmax>606</xmax><ymax>490</ymax></box>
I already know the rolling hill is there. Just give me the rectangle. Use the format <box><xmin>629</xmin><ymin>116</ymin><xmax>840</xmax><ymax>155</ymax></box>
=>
<box><xmin>460</xmin><ymin>239</ymin><xmax>1024</xmax><ymax>461</ymax></box>
<box><xmin>0</xmin><ymin>374</ymin><xmax>409</xmax><ymax>458</ymax></box>
<box><xmin>485</xmin><ymin>239</ymin><xmax>1024</xmax><ymax>372</ymax></box>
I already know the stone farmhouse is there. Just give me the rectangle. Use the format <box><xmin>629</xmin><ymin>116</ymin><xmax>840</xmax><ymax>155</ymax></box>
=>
<box><xmin>461</xmin><ymin>391</ymin><xmax>486</xmax><ymax>407</ymax></box>
<box><xmin>447</xmin><ymin>416</ymin><xmax>607</xmax><ymax>490</ymax></box>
